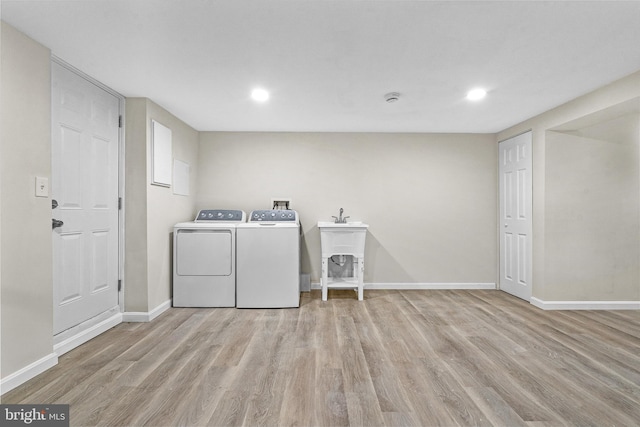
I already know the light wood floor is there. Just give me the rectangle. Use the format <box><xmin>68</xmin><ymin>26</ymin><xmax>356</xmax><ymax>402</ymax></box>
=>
<box><xmin>3</xmin><ymin>290</ymin><xmax>640</xmax><ymax>426</ymax></box>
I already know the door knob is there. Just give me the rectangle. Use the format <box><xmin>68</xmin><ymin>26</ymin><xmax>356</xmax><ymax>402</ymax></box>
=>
<box><xmin>52</xmin><ymin>199</ymin><xmax>58</xmax><ymax>209</ymax></box>
<box><xmin>52</xmin><ymin>219</ymin><xmax>64</xmax><ymax>229</ymax></box>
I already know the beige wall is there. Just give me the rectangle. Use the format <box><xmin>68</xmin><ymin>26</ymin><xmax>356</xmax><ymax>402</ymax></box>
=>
<box><xmin>124</xmin><ymin>98</ymin><xmax>199</xmax><ymax>312</ymax></box>
<box><xmin>0</xmin><ymin>22</ymin><xmax>53</xmax><ymax>377</ymax></box>
<box><xmin>498</xmin><ymin>70</ymin><xmax>640</xmax><ymax>301</ymax></box>
<box><xmin>146</xmin><ymin>100</ymin><xmax>199</xmax><ymax>309</ymax></box>
<box><xmin>124</xmin><ymin>99</ymin><xmax>149</xmax><ymax>312</ymax></box>
<box><xmin>545</xmin><ymin>118</ymin><xmax>639</xmax><ymax>301</ymax></box>
<box><xmin>197</xmin><ymin>132</ymin><xmax>498</xmax><ymax>285</ymax></box>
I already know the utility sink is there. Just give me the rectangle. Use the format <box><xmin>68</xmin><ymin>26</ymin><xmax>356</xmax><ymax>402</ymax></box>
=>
<box><xmin>317</xmin><ymin>221</ymin><xmax>369</xmax><ymax>257</ymax></box>
<box><xmin>318</xmin><ymin>220</ymin><xmax>369</xmax><ymax>301</ymax></box>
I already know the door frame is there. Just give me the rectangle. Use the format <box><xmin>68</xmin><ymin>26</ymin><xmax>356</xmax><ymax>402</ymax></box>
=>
<box><xmin>498</xmin><ymin>129</ymin><xmax>533</xmax><ymax>301</ymax></box>
<box><xmin>51</xmin><ymin>56</ymin><xmax>126</xmax><ymax>337</ymax></box>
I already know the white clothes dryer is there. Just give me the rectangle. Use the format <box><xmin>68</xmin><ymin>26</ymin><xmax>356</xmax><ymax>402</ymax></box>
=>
<box><xmin>173</xmin><ymin>209</ymin><xmax>246</xmax><ymax>307</ymax></box>
<box><xmin>236</xmin><ymin>209</ymin><xmax>300</xmax><ymax>308</ymax></box>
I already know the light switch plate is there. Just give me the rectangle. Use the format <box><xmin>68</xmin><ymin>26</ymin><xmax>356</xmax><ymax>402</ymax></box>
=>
<box><xmin>35</xmin><ymin>176</ymin><xmax>49</xmax><ymax>197</ymax></box>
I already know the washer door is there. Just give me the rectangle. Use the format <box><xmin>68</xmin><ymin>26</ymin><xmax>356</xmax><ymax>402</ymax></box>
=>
<box><xmin>176</xmin><ymin>230</ymin><xmax>232</xmax><ymax>276</ymax></box>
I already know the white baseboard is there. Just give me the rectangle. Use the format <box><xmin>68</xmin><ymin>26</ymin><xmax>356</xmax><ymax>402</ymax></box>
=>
<box><xmin>0</xmin><ymin>353</ymin><xmax>58</xmax><ymax>395</ymax></box>
<box><xmin>2</xmin><ymin>300</ymin><xmax>172</xmax><ymax>395</ymax></box>
<box><xmin>54</xmin><ymin>311</ymin><xmax>123</xmax><ymax>357</ymax></box>
<box><xmin>122</xmin><ymin>299</ymin><xmax>172</xmax><ymax>322</ymax></box>
<box><xmin>310</xmin><ymin>282</ymin><xmax>496</xmax><ymax>290</ymax></box>
<box><xmin>531</xmin><ymin>297</ymin><xmax>640</xmax><ymax>310</ymax></box>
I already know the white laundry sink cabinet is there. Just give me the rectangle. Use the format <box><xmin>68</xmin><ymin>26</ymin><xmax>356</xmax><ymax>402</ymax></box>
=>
<box><xmin>317</xmin><ymin>221</ymin><xmax>368</xmax><ymax>301</ymax></box>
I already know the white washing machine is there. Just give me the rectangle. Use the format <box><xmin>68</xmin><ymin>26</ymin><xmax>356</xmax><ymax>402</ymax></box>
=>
<box><xmin>236</xmin><ymin>209</ymin><xmax>300</xmax><ymax>308</ymax></box>
<box><xmin>173</xmin><ymin>209</ymin><xmax>246</xmax><ymax>307</ymax></box>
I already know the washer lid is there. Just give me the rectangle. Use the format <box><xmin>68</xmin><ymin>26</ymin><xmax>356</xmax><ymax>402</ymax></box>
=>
<box><xmin>174</xmin><ymin>221</ymin><xmax>241</xmax><ymax>229</ymax></box>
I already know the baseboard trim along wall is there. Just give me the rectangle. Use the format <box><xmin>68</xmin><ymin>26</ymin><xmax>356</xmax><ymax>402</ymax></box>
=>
<box><xmin>0</xmin><ymin>353</ymin><xmax>58</xmax><ymax>395</ymax></box>
<box><xmin>310</xmin><ymin>282</ymin><xmax>496</xmax><ymax>290</ymax></box>
<box><xmin>531</xmin><ymin>297</ymin><xmax>640</xmax><ymax>310</ymax></box>
<box><xmin>122</xmin><ymin>299</ymin><xmax>172</xmax><ymax>322</ymax></box>
<box><xmin>2</xmin><ymin>301</ymin><xmax>173</xmax><ymax>395</ymax></box>
<box><xmin>54</xmin><ymin>311</ymin><xmax>123</xmax><ymax>357</ymax></box>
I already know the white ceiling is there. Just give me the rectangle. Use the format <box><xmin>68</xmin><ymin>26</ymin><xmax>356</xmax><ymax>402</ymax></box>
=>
<box><xmin>2</xmin><ymin>0</ymin><xmax>640</xmax><ymax>133</ymax></box>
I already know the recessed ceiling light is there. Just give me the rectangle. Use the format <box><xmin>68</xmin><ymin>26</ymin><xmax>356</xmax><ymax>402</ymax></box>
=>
<box><xmin>251</xmin><ymin>88</ymin><xmax>269</xmax><ymax>102</ymax></box>
<box><xmin>466</xmin><ymin>88</ymin><xmax>487</xmax><ymax>101</ymax></box>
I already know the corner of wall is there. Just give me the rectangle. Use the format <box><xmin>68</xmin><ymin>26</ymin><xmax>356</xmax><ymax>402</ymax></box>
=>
<box><xmin>144</xmin><ymin>99</ymin><xmax>199</xmax><ymax>311</ymax></box>
<box><xmin>123</xmin><ymin>98</ymin><xmax>199</xmax><ymax>313</ymax></box>
<box><xmin>497</xmin><ymin>71</ymin><xmax>640</xmax><ymax>303</ymax></box>
<box><xmin>123</xmin><ymin>98</ymin><xmax>150</xmax><ymax>312</ymax></box>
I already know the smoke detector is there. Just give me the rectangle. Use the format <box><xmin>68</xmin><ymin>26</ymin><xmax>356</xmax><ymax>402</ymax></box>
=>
<box><xmin>384</xmin><ymin>92</ymin><xmax>400</xmax><ymax>103</ymax></box>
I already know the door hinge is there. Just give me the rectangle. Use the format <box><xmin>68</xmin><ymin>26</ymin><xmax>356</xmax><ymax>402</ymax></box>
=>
<box><xmin>118</xmin><ymin>279</ymin><xmax>122</xmax><ymax>292</ymax></box>
<box><xmin>118</xmin><ymin>115</ymin><xmax>122</xmax><ymax>128</ymax></box>
<box><xmin>118</xmin><ymin>197</ymin><xmax>122</xmax><ymax>210</ymax></box>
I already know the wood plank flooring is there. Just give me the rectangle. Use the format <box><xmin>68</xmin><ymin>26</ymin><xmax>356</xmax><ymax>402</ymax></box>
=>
<box><xmin>2</xmin><ymin>290</ymin><xmax>640</xmax><ymax>426</ymax></box>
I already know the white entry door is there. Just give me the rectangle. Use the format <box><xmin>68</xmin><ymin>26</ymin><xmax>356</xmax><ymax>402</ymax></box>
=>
<box><xmin>499</xmin><ymin>131</ymin><xmax>532</xmax><ymax>301</ymax></box>
<box><xmin>52</xmin><ymin>61</ymin><xmax>120</xmax><ymax>335</ymax></box>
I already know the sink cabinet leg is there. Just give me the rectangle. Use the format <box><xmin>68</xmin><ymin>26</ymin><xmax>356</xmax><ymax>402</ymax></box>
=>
<box><xmin>358</xmin><ymin>258</ymin><xmax>365</xmax><ymax>301</ymax></box>
<box><xmin>321</xmin><ymin>257</ymin><xmax>328</xmax><ymax>301</ymax></box>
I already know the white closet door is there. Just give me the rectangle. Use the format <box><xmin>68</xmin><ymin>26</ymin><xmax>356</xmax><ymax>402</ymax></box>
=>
<box><xmin>499</xmin><ymin>132</ymin><xmax>533</xmax><ymax>301</ymax></box>
<box><xmin>52</xmin><ymin>61</ymin><xmax>120</xmax><ymax>334</ymax></box>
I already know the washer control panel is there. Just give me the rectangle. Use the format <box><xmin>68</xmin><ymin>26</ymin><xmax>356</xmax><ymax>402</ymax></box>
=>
<box><xmin>249</xmin><ymin>209</ymin><xmax>298</xmax><ymax>222</ymax></box>
<box><xmin>194</xmin><ymin>209</ymin><xmax>246</xmax><ymax>222</ymax></box>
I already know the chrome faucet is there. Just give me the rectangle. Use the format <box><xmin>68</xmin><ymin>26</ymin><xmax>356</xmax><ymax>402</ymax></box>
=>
<box><xmin>332</xmin><ymin>208</ymin><xmax>350</xmax><ymax>224</ymax></box>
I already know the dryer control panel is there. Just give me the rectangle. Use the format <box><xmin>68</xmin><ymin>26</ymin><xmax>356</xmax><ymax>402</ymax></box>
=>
<box><xmin>249</xmin><ymin>209</ymin><xmax>298</xmax><ymax>222</ymax></box>
<box><xmin>194</xmin><ymin>209</ymin><xmax>246</xmax><ymax>222</ymax></box>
